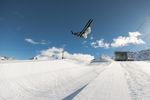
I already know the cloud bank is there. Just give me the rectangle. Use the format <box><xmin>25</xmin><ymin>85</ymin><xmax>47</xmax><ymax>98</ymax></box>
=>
<box><xmin>111</xmin><ymin>32</ymin><xmax>145</xmax><ymax>47</ymax></box>
<box><xmin>34</xmin><ymin>47</ymin><xmax>94</xmax><ymax>63</ymax></box>
<box><xmin>91</xmin><ymin>32</ymin><xmax>145</xmax><ymax>48</ymax></box>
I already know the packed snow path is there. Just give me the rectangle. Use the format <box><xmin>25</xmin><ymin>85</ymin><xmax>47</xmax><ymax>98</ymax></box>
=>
<box><xmin>0</xmin><ymin>60</ymin><xmax>150</xmax><ymax>100</ymax></box>
<box><xmin>73</xmin><ymin>62</ymin><xmax>132</xmax><ymax>100</ymax></box>
<box><xmin>75</xmin><ymin>62</ymin><xmax>150</xmax><ymax>100</ymax></box>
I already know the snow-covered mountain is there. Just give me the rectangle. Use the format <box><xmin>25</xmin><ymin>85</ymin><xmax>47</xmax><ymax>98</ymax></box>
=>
<box><xmin>128</xmin><ymin>49</ymin><xmax>150</xmax><ymax>61</ymax></box>
<box><xmin>0</xmin><ymin>56</ymin><xmax>15</xmax><ymax>61</ymax></box>
<box><xmin>136</xmin><ymin>49</ymin><xmax>150</xmax><ymax>60</ymax></box>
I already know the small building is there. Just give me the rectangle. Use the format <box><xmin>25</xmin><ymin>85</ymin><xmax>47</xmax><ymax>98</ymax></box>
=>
<box><xmin>114</xmin><ymin>51</ymin><xmax>128</xmax><ymax>61</ymax></box>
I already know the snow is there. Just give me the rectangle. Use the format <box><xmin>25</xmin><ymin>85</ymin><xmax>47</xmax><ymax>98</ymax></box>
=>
<box><xmin>73</xmin><ymin>62</ymin><xmax>132</xmax><ymax>100</ymax></box>
<box><xmin>0</xmin><ymin>60</ymin><xmax>150</xmax><ymax>100</ymax></box>
<box><xmin>0</xmin><ymin>60</ymin><xmax>107</xmax><ymax>100</ymax></box>
<box><xmin>121</xmin><ymin>61</ymin><xmax>150</xmax><ymax>100</ymax></box>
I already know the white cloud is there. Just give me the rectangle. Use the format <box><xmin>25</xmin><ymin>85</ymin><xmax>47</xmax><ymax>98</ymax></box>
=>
<box><xmin>91</xmin><ymin>39</ymin><xmax>110</xmax><ymax>49</ymax></box>
<box><xmin>25</xmin><ymin>38</ymin><xmax>38</xmax><ymax>44</ymax></box>
<box><xmin>111</xmin><ymin>32</ymin><xmax>145</xmax><ymax>47</ymax></box>
<box><xmin>34</xmin><ymin>47</ymin><xmax>94</xmax><ymax>63</ymax></box>
<box><xmin>90</xmin><ymin>32</ymin><xmax>145</xmax><ymax>49</ymax></box>
<box><xmin>25</xmin><ymin>38</ymin><xmax>49</xmax><ymax>45</ymax></box>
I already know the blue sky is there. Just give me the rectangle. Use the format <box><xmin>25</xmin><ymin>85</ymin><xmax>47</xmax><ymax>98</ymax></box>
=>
<box><xmin>0</xmin><ymin>0</ymin><xmax>150</xmax><ymax>59</ymax></box>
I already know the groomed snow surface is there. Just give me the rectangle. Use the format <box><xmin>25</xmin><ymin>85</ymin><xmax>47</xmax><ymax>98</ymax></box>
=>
<box><xmin>0</xmin><ymin>60</ymin><xmax>150</xmax><ymax>100</ymax></box>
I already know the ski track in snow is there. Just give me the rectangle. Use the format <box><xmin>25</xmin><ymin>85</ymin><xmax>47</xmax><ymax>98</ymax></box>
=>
<box><xmin>73</xmin><ymin>62</ymin><xmax>132</xmax><ymax>100</ymax></box>
<box><xmin>120</xmin><ymin>62</ymin><xmax>150</xmax><ymax>100</ymax></box>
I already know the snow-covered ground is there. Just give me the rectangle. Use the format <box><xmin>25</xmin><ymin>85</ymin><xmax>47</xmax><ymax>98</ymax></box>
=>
<box><xmin>0</xmin><ymin>60</ymin><xmax>150</xmax><ymax>100</ymax></box>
